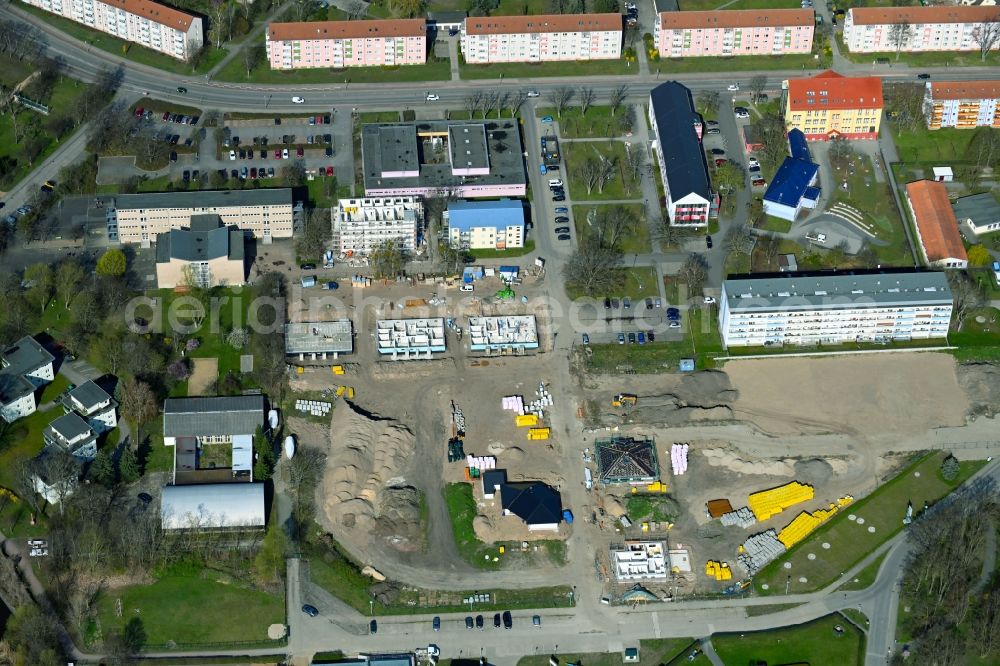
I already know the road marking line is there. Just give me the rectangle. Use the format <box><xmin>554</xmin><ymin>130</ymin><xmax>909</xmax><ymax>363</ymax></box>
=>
<box><xmin>652</xmin><ymin>611</ymin><xmax>661</xmax><ymax>638</ymax></box>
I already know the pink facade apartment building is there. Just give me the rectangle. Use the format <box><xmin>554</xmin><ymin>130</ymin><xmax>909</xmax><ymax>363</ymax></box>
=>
<box><xmin>266</xmin><ymin>19</ymin><xmax>427</xmax><ymax>70</ymax></box>
<box><xmin>460</xmin><ymin>13</ymin><xmax>623</xmax><ymax>64</ymax></box>
<box><xmin>843</xmin><ymin>6</ymin><xmax>1000</xmax><ymax>54</ymax></box>
<box><xmin>22</xmin><ymin>0</ymin><xmax>202</xmax><ymax>60</ymax></box>
<box><xmin>654</xmin><ymin>9</ymin><xmax>814</xmax><ymax>57</ymax></box>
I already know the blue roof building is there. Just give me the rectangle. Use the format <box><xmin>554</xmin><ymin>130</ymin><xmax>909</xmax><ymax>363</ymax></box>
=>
<box><xmin>447</xmin><ymin>199</ymin><xmax>525</xmax><ymax>250</ymax></box>
<box><xmin>788</xmin><ymin>128</ymin><xmax>810</xmax><ymax>162</ymax></box>
<box><xmin>762</xmin><ymin>131</ymin><xmax>821</xmax><ymax>222</ymax></box>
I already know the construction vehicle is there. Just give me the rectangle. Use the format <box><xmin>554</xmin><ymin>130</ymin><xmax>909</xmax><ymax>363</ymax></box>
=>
<box><xmin>612</xmin><ymin>393</ymin><xmax>637</xmax><ymax>408</ymax></box>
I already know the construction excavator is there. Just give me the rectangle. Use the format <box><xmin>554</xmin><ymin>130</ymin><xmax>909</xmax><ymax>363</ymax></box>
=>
<box><xmin>611</xmin><ymin>393</ymin><xmax>637</xmax><ymax>408</ymax></box>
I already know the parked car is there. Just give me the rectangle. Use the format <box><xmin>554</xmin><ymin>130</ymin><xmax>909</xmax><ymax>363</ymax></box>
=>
<box><xmin>476</xmin><ymin>615</ymin><xmax>484</xmax><ymax>630</ymax></box>
<box><xmin>532</xmin><ymin>615</ymin><xmax>541</xmax><ymax>628</ymax></box>
<box><xmin>655</xmin><ymin>297</ymin><xmax>662</xmax><ymax>308</ymax></box>
<box><xmin>669</xmin><ymin>321</ymin><xmax>681</xmax><ymax>329</ymax></box>
<box><xmin>502</xmin><ymin>611</ymin><xmax>513</xmax><ymax>629</ymax></box>
<box><xmin>369</xmin><ymin>620</ymin><xmax>377</xmax><ymax>634</ymax></box>
<box><xmin>465</xmin><ymin>616</ymin><xmax>474</xmax><ymax>629</ymax></box>
<box><xmin>728</xmin><ymin>83</ymin><xmax>740</xmax><ymax>91</ymax></box>
<box><xmin>541</xmin><ymin>115</ymin><xmax>554</xmax><ymax>123</ymax></box>
<box><xmin>282</xmin><ymin>148</ymin><xmax>289</xmax><ymax>159</ymax></box>
<box><xmin>604</xmin><ymin>298</ymin><xmax>611</xmax><ymax>309</ymax></box>
<box><xmin>554</xmin><ymin>216</ymin><xmax>569</xmax><ymax>223</ymax></box>
<box><xmin>715</xmin><ymin>158</ymin><xmax>728</xmax><ymax>167</ymax></box>
<box><xmin>618</xmin><ymin>333</ymin><xmax>625</xmax><ymax>345</ymax></box>
<box><xmin>230</xmin><ymin>169</ymin><xmax>238</xmax><ymax>179</ymax></box>
<box><xmin>752</xmin><ymin>178</ymin><xmax>767</xmax><ymax>187</ymax></box>
<box><xmin>647</xmin><ymin>330</ymin><xmax>655</xmax><ymax>342</ymax></box>
<box><xmin>623</xmin><ymin>297</ymin><xmax>631</xmax><ymax>310</ymax></box>
<box><xmin>326</xmin><ymin>166</ymin><xmax>334</xmax><ymax>176</ymax></box>
<box><xmin>917</xmin><ymin>73</ymin><xmax>931</xmax><ymax>80</ymax></box>
<box><xmin>433</xmin><ymin>616</ymin><xmax>441</xmax><ymax>631</ymax></box>
<box><xmin>582</xmin><ymin>333</ymin><xmax>590</xmax><ymax>345</ymax></box>
<box><xmin>460</xmin><ymin>284</ymin><xmax>474</xmax><ymax>293</ymax></box>
<box><xmin>637</xmin><ymin>331</ymin><xmax>646</xmax><ymax>345</ymax></box>
<box><xmin>548</xmin><ymin>178</ymin><xmax>563</xmax><ymax>188</ymax></box>
<box><xmin>554</xmin><ymin>207</ymin><xmax>568</xmax><ymax>213</ymax></box>
<box><xmin>552</xmin><ymin>195</ymin><xmax>566</xmax><ymax>202</ymax></box>
<box><xmin>628</xmin><ymin>332</ymin><xmax>636</xmax><ymax>343</ymax></box>
<box><xmin>296</xmin><ymin>147</ymin><xmax>304</xmax><ymax>158</ymax></box>
<box><xmin>710</xmin><ymin>148</ymin><xmax>725</xmax><ymax>156</ymax></box>
<box><xmin>704</xmin><ymin>296</ymin><xmax>717</xmax><ymax>304</ymax></box>
<box><xmin>748</xmin><ymin>157</ymin><xmax>760</xmax><ymax>168</ymax></box>
<box><xmin>526</xmin><ymin>90</ymin><xmax>540</xmax><ymax>98</ymax></box>
<box><xmin>557</xmin><ymin>234</ymin><xmax>571</xmax><ymax>240</ymax></box>
<box><xmin>645</xmin><ymin>298</ymin><xmax>654</xmax><ymax>309</ymax></box>
<box><xmin>302</xmin><ymin>604</ymin><xmax>319</xmax><ymax>617</ymax></box>
<box><xmin>308</xmin><ymin>116</ymin><xmax>316</xmax><ymax>126</ymax></box>
<box><xmin>706</xmin><ymin>127</ymin><xmax>722</xmax><ymax>135</ymax></box>
<box><xmin>493</xmin><ymin>613</ymin><xmax>502</xmax><ymax>628</ymax></box>
<box><xmin>229</xmin><ymin>150</ymin><xmax>236</xmax><ymax>161</ymax></box>
<box><xmin>554</xmin><ymin>227</ymin><xmax>569</xmax><ymax>234</ymax></box>
<box><xmin>611</xmin><ymin>298</ymin><xmax>620</xmax><ymax>309</ymax></box>
<box><xmin>27</xmin><ymin>539</ymin><xmax>46</xmax><ymax>547</ymax></box>
<box><xmin>169</xmin><ymin>151</ymin><xmax>177</xmax><ymax>162</ymax></box>
<box><xmin>706</xmin><ymin>235</ymin><xmax>713</xmax><ymax>248</ymax></box>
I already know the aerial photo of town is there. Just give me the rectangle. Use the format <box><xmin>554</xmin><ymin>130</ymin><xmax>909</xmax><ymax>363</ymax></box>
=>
<box><xmin>0</xmin><ymin>0</ymin><xmax>997</xmax><ymax>664</ymax></box>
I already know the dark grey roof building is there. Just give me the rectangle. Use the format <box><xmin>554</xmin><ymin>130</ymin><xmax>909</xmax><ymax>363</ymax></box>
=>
<box><xmin>44</xmin><ymin>412</ymin><xmax>98</xmax><ymax>461</ymax></box>
<box><xmin>952</xmin><ymin>192</ymin><xmax>1000</xmax><ymax>236</ymax></box>
<box><xmin>155</xmin><ymin>216</ymin><xmax>246</xmax><ymax>288</ymax></box>
<box><xmin>596</xmin><ymin>436</ymin><xmax>659</xmax><ymax>484</ymax></box>
<box><xmin>0</xmin><ymin>336</ymin><xmax>55</xmax><ymax>422</ymax></box>
<box><xmin>163</xmin><ymin>395</ymin><xmax>265</xmax><ymax>439</ymax></box>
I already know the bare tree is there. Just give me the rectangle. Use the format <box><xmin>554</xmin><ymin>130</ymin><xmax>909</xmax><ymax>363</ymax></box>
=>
<box><xmin>609</xmin><ymin>84</ymin><xmax>629</xmax><ymax>116</ymax></box>
<box><xmin>579</xmin><ymin>87</ymin><xmax>596</xmax><ymax>116</ymax></box>
<box><xmin>679</xmin><ymin>253</ymin><xmax>709</xmax><ymax>294</ymax></box>
<box><xmin>562</xmin><ymin>237</ymin><xmax>623</xmax><ymax>297</ymax></box>
<box><xmin>624</xmin><ymin>145</ymin><xmax>645</xmax><ymax>184</ymax></box>
<box><xmin>947</xmin><ymin>270</ymin><xmax>985</xmax><ymax>331</ymax></box>
<box><xmin>595</xmin><ymin>152</ymin><xmax>618</xmax><ymax>194</ymax></box>
<box><xmin>593</xmin><ymin>206</ymin><xmax>638</xmax><ymax>250</ymax></box>
<box><xmin>120</xmin><ymin>378</ymin><xmax>157</xmax><ymax>451</ymax></box>
<box><xmin>581</xmin><ymin>156</ymin><xmax>604</xmax><ymax>195</ymax></box>
<box><xmin>695</xmin><ymin>90</ymin><xmax>720</xmax><ymax>117</ymax></box>
<box><xmin>243</xmin><ymin>44</ymin><xmax>264</xmax><ymax>78</ymax></box>
<box><xmin>506</xmin><ymin>90</ymin><xmax>528</xmax><ymax>118</ymax></box>
<box><xmin>481</xmin><ymin>90</ymin><xmax>501</xmax><ymax>119</ymax></box>
<box><xmin>757</xmin><ymin>234</ymin><xmax>781</xmax><ymax>266</ymax></box>
<box><xmin>656</xmin><ymin>219</ymin><xmax>695</xmax><ymax>250</ymax></box>
<box><xmin>38</xmin><ymin>450</ymin><xmax>80</xmax><ymax>516</ymax></box>
<box><xmin>724</xmin><ymin>223</ymin><xmax>754</xmax><ymax>257</ymax></box>
<box><xmin>972</xmin><ymin>17</ymin><xmax>1000</xmax><ymax>62</ymax></box>
<box><xmin>208</xmin><ymin>0</ymin><xmax>229</xmax><ymax>49</ymax></box>
<box><xmin>463</xmin><ymin>92</ymin><xmax>483</xmax><ymax>119</ymax></box>
<box><xmin>346</xmin><ymin>0</ymin><xmax>366</xmax><ymax>19</ymax></box>
<box><xmin>55</xmin><ymin>260</ymin><xmax>85</xmax><ymax>309</ymax></box>
<box><xmin>748</xmin><ymin>75</ymin><xmax>767</xmax><ymax>104</ymax></box>
<box><xmin>888</xmin><ymin>22</ymin><xmax>915</xmax><ymax>60</ymax></box>
<box><xmin>547</xmin><ymin>86</ymin><xmax>574</xmax><ymax>118</ymax></box>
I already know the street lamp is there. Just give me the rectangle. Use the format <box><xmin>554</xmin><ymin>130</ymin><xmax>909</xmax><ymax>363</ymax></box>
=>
<box><xmin>369</xmin><ymin>599</ymin><xmax>374</xmax><ymax>616</ymax></box>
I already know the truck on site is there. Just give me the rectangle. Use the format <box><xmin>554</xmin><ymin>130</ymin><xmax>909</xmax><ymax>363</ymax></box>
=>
<box><xmin>612</xmin><ymin>393</ymin><xmax>637</xmax><ymax>407</ymax></box>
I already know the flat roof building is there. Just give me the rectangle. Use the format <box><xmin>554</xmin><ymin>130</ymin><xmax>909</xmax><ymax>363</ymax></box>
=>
<box><xmin>109</xmin><ymin>189</ymin><xmax>297</xmax><ymax>244</ymax></box>
<box><xmin>361</xmin><ymin>120</ymin><xmax>527</xmax><ymax>198</ymax></box>
<box><xmin>611</xmin><ymin>541</ymin><xmax>668</xmax><ymax>581</ymax></box>
<box><xmin>376</xmin><ymin>318</ymin><xmax>446</xmax><ymax>356</ymax></box>
<box><xmin>924</xmin><ymin>80</ymin><xmax>1000</xmax><ymax>130</ymax></box>
<box><xmin>163</xmin><ymin>395</ymin><xmax>264</xmax><ymax>485</ymax></box>
<box><xmin>284</xmin><ymin>321</ymin><xmax>354</xmax><ymax>360</ymax></box>
<box><xmin>461</xmin><ymin>13</ymin><xmax>622</xmax><ymax>64</ymax></box>
<box><xmin>655</xmin><ymin>9</ymin><xmax>814</xmax><ymax>58</ymax></box>
<box><xmin>720</xmin><ymin>270</ymin><xmax>953</xmax><ymax>347</ymax></box>
<box><xmin>953</xmin><ymin>192</ymin><xmax>1000</xmax><ymax>236</ymax></box>
<box><xmin>648</xmin><ymin>82</ymin><xmax>715</xmax><ymax>226</ymax></box>
<box><xmin>155</xmin><ymin>216</ymin><xmax>246</xmax><ymax>289</ymax></box>
<box><xmin>161</xmin><ymin>483</ymin><xmax>266</xmax><ymax>530</ymax></box>
<box><xmin>905</xmin><ymin>180</ymin><xmax>969</xmax><ymax>269</ymax></box>
<box><xmin>446</xmin><ymin>199</ymin><xmax>526</xmax><ymax>250</ymax></box>
<box><xmin>468</xmin><ymin>316</ymin><xmax>538</xmax><ymax>353</ymax></box>
<box><xmin>844</xmin><ymin>6</ymin><xmax>1000</xmax><ymax>54</ymax></box>
<box><xmin>333</xmin><ymin>197</ymin><xmax>423</xmax><ymax>256</ymax></box>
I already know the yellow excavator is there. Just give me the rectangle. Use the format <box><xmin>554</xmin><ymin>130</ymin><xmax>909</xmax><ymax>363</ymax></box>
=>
<box><xmin>612</xmin><ymin>393</ymin><xmax>637</xmax><ymax>408</ymax></box>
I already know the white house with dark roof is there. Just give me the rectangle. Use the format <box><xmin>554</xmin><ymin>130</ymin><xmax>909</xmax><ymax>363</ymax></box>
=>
<box><xmin>163</xmin><ymin>395</ymin><xmax>264</xmax><ymax>484</ymax></box>
<box><xmin>61</xmin><ymin>380</ymin><xmax>118</xmax><ymax>433</ymax></box>
<box><xmin>44</xmin><ymin>412</ymin><xmax>98</xmax><ymax>461</ymax></box>
<box><xmin>0</xmin><ymin>336</ymin><xmax>55</xmax><ymax>422</ymax></box>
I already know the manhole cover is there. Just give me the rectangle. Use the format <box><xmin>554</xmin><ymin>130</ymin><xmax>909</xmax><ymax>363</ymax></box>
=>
<box><xmin>761</xmin><ymin>583</ymin><xmax>769</xmax><ymax>590</ymax></box>
<box><xmin>848</xmin><ymin>514</ymin><xmax>856</xmax><ymax>521</ymax></box>
<box><xmin>856</xmin><ymin>518</ymin><xmax>865</xmax><ymax>525</ymax></box>
<box><xmin>822</xmin><ymin>542</ymin><xmax>831</xmax><ymax>549</ymax></box>
<box><xmin>784</xmin><ymin>562</ymin><xmax>792</xmax><ymax>569</ymax></box>
<box><xmin>868</xmin><ymin>526</ymin><xmax>876</xmax><ymax>533</ymax></box>
<box><xmin>807</xmin><ymin>553</ymin><xmax>816</xmax><ymax>560</ymax></box>
<box><xmin>798</xmin><ymin>577</ymin><xmax>808</xmax><ymax>583</ymax></box>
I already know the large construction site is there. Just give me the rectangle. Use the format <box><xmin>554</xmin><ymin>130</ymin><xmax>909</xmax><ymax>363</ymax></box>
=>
<box><xmin>273</xmin><ymin>252</ymin><xmax>1000</xmax><ymax>599</ymax></box>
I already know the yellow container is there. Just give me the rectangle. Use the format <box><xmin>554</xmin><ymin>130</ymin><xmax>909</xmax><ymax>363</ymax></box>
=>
<box><xmin>335</xmin><ymin>386</ymin><xmax>346</xmax><ymax>397</ymax></box>
<box><xmin>296</xmin><ymin>366</ymin><xmax>304</xmax><ymax>375</ymax></box>
<box><xmin>347</xmin><ymin>387</ymin><xmax>356</xmax><ymax>399</ymax></box>
<box><xmin>331</xmin><ymin>365</ymin><xmax>345</xmax><ymax>375</ymax></box>
<box><xmin>527</xmin><ymin>427</ymin><xmax>551</xmax><ymax>440</ymax></box>
<box><xmin>515</xmin><ymin>414</ymin><xmax>539</xmax><ymax>427</ymax></box>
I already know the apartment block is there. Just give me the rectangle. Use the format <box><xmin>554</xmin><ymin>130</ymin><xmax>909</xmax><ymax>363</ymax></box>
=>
<box><xmin>22</xmin><ymin>0</ymin><xmax>202</xmax><ymax>60</ymax></box>
<box><xmin>648</xmin><ymin>82</ymin><xmax>716</xmax><ymax>226</ymax></box>
<box><xmin>654</xmin><ymin>9</ymin><xmax>814</xmax><ymax>57</ymax></box>
<box><xmin>460</xmin><ymin>13</ymin><xmax>622</xmax><ymax>64</ymax></box>
<box><xmin>924</xmin><ymin>80</ymin><xmax>1000</xmax><ymax>130</ymax></box>
<box><xmin>265</xmin><ymin>19</ymin><xmax>427</xmax><ymax>70</ymax></box>
<box><xmin>109</xmin><ymin>189</ymin><xmax>297</xmax><ymax>244</ymax></box>
<box><xmin>905</xmin><ymin>180</ymin><xmax>969</xmax><ymax>269</ymax></box>
<box><xmin>719</xmin><ymin>271</ymin><xmax>953</xmax><ymax>348</ymax></box>
<box><xmin>332</xmin><ymin>197</ymin><xmax>422</xmax><ymax>256</ymax></box>
<box><xmin>784</xmin><ymin>69</ymin><xmax>883</xmax><ymax>141</ymax></box>
<box><xmin>446</xmin><ymin>199</ymin><xmax>525</xmax><ymax>250</ymax></box>
<box><xmin>843</xmin><ymin>6</ymin><xmax>1000</xmax><ymax>54</ymax></box>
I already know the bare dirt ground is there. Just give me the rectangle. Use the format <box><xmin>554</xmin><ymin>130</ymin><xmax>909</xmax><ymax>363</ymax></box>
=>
<box><xmin>187</xmin><ymin>357</ymin><xmax>218</xmax><ymax>395</ymax></box>
<box><xmin>725</xmin><ymin>353</ymin><xmax>968</xmax><ymax>437</ymax></box>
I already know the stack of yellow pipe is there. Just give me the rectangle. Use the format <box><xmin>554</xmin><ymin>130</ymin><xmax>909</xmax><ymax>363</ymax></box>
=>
<box><xmin>748</xmin><ymin>481</ymin><xmax>814</xmax><ymax>521</ymax></box>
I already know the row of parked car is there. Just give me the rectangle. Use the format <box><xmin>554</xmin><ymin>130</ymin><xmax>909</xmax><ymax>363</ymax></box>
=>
<box><xmin>225</xmin><ymin>133</ymin><xmax>332</xmax><ymax>148</ymax></box>
<box><xmin>136</xmin><ymin>106</ymin><xmax>200</xmax><ymax>126</ymax></box>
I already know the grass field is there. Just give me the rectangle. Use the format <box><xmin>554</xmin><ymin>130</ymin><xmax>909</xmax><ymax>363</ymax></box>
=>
<box><xmin>535</xmin><ymin>105</ymin><xmax>625</xmax><ymax>139</ymax></box>
<box><xmin>679</xmin><ymin>0</ymin><xmax>800</xmax><ymax>8</ymax></box>
<box><xmin>96</xmin><ymin>574</ymin><xmax>285</xmax><ymax>647</ymax></box>
<box><xmin>461</xmin><ymin>58</ymin><xmax>636</xmax><ymax>80</ymax></box>
<box><xmin>565</xmin><ymin>141</ymin><xmax>643</xmax><ymax>202</ymax></box>
<box><xmin>838</xmin><ymin>550</ymin><xmax>889</xmax><ymax>591</ymax></box>
<box><xmin>755</xmin><ymin>452</ymin><xmax>986</xmax><ymax>595</ymax></box>
<box><xmin>583</xmin><ymin>307</ymin><xmax>723</xmax><ymax>374</ymax></box>
<box><xmin>712</xmin><ymin>614</ymin><xmax>866</xmax><ymax>666</ymax></box>
<box><xmin>216</xmin><ymin>56</ymin><xmax>451</xmax><ymax>84</ymax></box>
<box><xmin>758</xmin><ymin>216</ymin><xmax>793</xmax><ymax>234</ymax></box>
<box><xmin>950</xmin><ymin>307</ymin><xmax>1000</xmax><ymax>362</ymax></box>
<box><xmin>573</xmin><ymin>204</ymin><xmax>651</xmax><ymax>254</ymax></box>
<box><xmin>516</xmin><ymin>638</ymin><xmax>696</xmax><ymax>666</ymax></box>
<box><xmin>890</xmin><ymin>125</ymin><xmax>978</xmax><ymax>163</ymax></box>
<box><xmin>444</xmin><ymin>482</ymin><xmax>503</xmax><ymax>569</ymax></box>
<box><xmin>654</xmin><ymin>51</ymin><xmax>827</xmax><ymax>75</ymax></box>
<box><xmin>19</xmin><ymin>4</ymin><xmax>225</xmax><ymax>75</ymax></box>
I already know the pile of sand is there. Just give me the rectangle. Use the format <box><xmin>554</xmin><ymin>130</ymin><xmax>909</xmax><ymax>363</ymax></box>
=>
<box><xmin>316</xmin><ymin>402</ymin><xmax>423</xmax><ymax>551</ymax></box>
<box><xmin>701</xmin><ymin>446</ymin><xmax>850</xmax><ymax>478</ymax></box>
<box><xmin>959</xmin><ymin>363</ymin><xmax>1000</xmax><ymax>418</ymax></box>
<box><xmin>624</xmin><ymin>371</ymin><xmax>738</xmax><ymax>426</ymax></box>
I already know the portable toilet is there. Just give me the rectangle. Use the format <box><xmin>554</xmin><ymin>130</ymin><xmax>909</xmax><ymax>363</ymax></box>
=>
<box><xmin>562</xmin><ymin>509</ymin><xmax>574</xmax><ymax>524</ymax></box>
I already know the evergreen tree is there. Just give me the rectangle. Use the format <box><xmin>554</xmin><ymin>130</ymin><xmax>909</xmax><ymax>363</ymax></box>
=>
<box><xmin>90</xmin><ymin>449</ymin><xmax>116</xmax><ymax>487</ymax></box>
<box><xmin>119</xmin><ymin>446</ymin><xmax>140</xmax><ymax>483</ymax></box>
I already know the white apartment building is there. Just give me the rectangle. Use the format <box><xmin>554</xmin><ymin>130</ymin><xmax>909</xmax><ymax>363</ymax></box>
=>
<box><xmin>461</xmin><ymin>13</ymin><xmax>623</xmax><ymax>64</ymax></box>
<box><xmin>109</xmin><ymin>189</ymin><xmax>296</xmax><ymax>244</ymax></box>
<box><xmin>720</xmin><ymin>272</ymin><xmax>953</xmax><ymax>348</ymax></box>
<box><xmin>446</xmin><ymin>199</ymin><xmax>525</xmax><ymax>250</ymax></box>
<box><xmin>265</xmin><ymin>19</ymin><xmax>427</xmax><ymax>70</ymax></box>
<box><xmin>654</xmin><ymin>9</ymin><xmax>815</xmax><ymax>58</ymax></box>
<box><xmin>23</xmin><ymin>0</ymin><xmax>203</xmax><ymax>61</ymax></box>
<box><xmin>924</xmin><ymin>80</ymin><xmax>1000</xmax><ymax>130</ymax></box>
<box><xmin>611</xmin><ymin>541</ymin><xmax>668</xmax><ymax>582</ymax></box>
<box><xmin>333</xmin><ymin>196</ymin><xmax>422</xmax><ymax>256</ymax></box>
<box><xmin>843</xmin><ymin>6</ymin><xmax>1000</xmax><ymax>54</ymax></box>
<box><xmin>0</xmin><ymin>336</ymin><xmax>55</xmax><ymax>423</ymax></box>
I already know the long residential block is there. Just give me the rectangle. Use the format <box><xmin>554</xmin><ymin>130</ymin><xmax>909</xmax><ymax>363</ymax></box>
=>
<box><xmin>460</xmin><ymin>13</ymin><xmax>622</xmax><ymax>64</ymax></box>
<box><xmin>22</xmin><ymin>0</ymin><xmax>202</xmax><ymax>60</ymax></box>
<box><xmin>109</xmin><ymin>189</ymin><xmax>297</xmax><ymax>244</ymax></box>
<box><xmin>265</xmin><ymin>19</ymin><xmax>427</xmax><ymax>70</ymax></box>
<box><xmin>924</xmin><ymin>80</ymin><xmax>1000</xmax><ymax>130</ymax></box>
<box><xmin>654</xmin><ymin>9</ymin><xmax>814</xmax><ymax>57</ymax></box>
<box><xmin>784</xmin><ymin>70</ymin><xmax>883</xmax><ymax>141</ymax></box>
<box><xmin>333</xmin><ymin>196</ymin><xmax>422</xmax><ymax>256</ymax></box>
<box><xmin>843</xmin><ymin>6</ymin><xmax>1000</xmax><ymax>54</ymax></box>
<box><xmin>719</xmin><ymin>271</ymin><xmax>953</xmax><ymax>348</ymax></box>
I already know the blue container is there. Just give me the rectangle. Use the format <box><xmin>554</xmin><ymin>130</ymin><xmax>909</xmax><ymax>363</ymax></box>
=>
<box><xmin>562</xmin><ymin>509</ymin><xmax>574</xmax><ymax>524</ymax></box>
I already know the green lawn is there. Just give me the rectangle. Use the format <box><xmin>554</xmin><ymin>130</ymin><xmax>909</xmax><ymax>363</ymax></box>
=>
<box><xmin>39</xmin><ymin>374</ymin><xmax>72</xmax><ymax>405</ymax></box>
<box><xmin>565</xmin><ymin>141</ymin><xmax>643</xmax><ymax>202</ymax></box>
<box><xmin>468</xmin><ymin>239</ymin><xmax>536</xmax><ymax>258</ymax></box>
<box><xmin>19</xmin><ymin>3</ymin><xmax>226</xmax><ymax>75</ymax></box>
<box><xmin>712</xmin><ymin>614</ymin><xmax>865</xmax><ymax>666</ymax></box>
<box><xmin>755</xmin><ymin>452</ymin><xmax>986</xmax><ymax>595</ymax></box>
<box><xmin>2</xmin><ymin>408</ymin><xmax>53</xmax><ymax>489</ymax></box>
<box><xmin>494</xmin><ymin>0</ymin><xmax>548</xmax><ymax>13</ymax></box>
<box><xmin>96</xmin><ymin>575</ymin><xmax>285</xmax><ymax>647</ymax></box>
<box><xmin>837</xmin><ymin>34</ymin><xmax>1000</xmax><ymax>68</ymax></box>
<box><xmin>460</xmin><ymin>58</ymin><xmax>637</xmax><ymax>80</ymax></box>
<box><xmin>679</xmin><ymin>0</ymin><xmax>800</xmax><ymax>8</ymax></box>
<box><xmin>618</xmin><ymin>267</ymin><xmax>659</xmax><ymax>300</ymax></box>
<box><xmin>626</xmin><ymin>495</ymin><xmax>676</xmax><ymax>522</ymax></box>
<box><xmin>535</xmin><ymin>105</ymin><xmax>626</xmax><ymax>139</ymax></box>
<box><xmin>890</xmin><ymin>125</ymin><xmax>979</xmax><ymax>163</ymax></box>
<box><xmin>654</xmin><ymin>51</ymin><xmax>828</xmax><ymax>75</ymax></box>
<box><xmin>444</xmin><ymin>482</ymin><xmax>503</xmax><ymax>569</ymax></box>
<box><xmin>639</xmin><ymin>639</ymin><xmax>699</xmax><ymax>666</ymax></box>
<box><xmin>215</xmin><ymin>56</ymin><xmax>451</xmax><ymax>84</ymax></box>
<box><xmin>583</xmin><ymin>307</ymin><xmax>723</xmax><ymax>374</ymax></box>
<box><xmin>951</xmin><ymin>307</ymin><xmax>1000</xmax><ymax>362</ymax></box>
<box><xmin>573</xmin><ymin>204</ymin><xmax>651</xmax><ymax>254</ymax></box>
<box><xmin>757</xmin><ymin>216</ymin><xmax>793</xmax><ymax>234</ymax></box>
<box><xmin>517</xmin><ymin>639</ymin><xmax>696</xmax><ymax>666</ymax></box>
<box><xmin>839</xmin><ymin>551</ymin><xmax>889</xmax><ymax>591</ymax></box>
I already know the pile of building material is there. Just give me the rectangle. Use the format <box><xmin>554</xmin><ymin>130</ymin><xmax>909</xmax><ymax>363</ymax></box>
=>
<box><xmin>706</xmin><ymin>499</ymin><xmax>734</xmax><ymax>519</ymax></box>
<box><xmin>748</xmin><ymin>481</ymin><xmax>814</xmax><ymax>522</ymax></box>
<box><xmin>721</xmin><ymin>506</ymin><xmax>756</xmax><ymax>529</ymax></box>
<box><xmin>452</xmin><ymin>402</ymin><xmax>466</xmax><ymax>436</ymax></box>
<box><xmin>502</xmin><ymin>395</ymin><xmax>525</xmax><ymax>415</ymax></box>
<box><xmin>501</xmin><ymin>384</ymin><xmax>552</xmax><ymax>419</ymax></box>
<box><xmin>705</xmin><ymin>560</ymin><xmax>733</xmax><ymax>581</ymax></box>
<box><xmin>736</xmin><ymin>530</ymin><xmax>786</xmax><ymax>575</ymax></box>
<box><xmin>295</xmin><ymin>399</ymin><xmax>331</xmax><ymax>417</ymax></box>
<box><xmin>447</xmin><ymin>438</ymin><xmax>465</xmax><ymax>462</ymax></box>
<box><xmin>515</xmin><ymin>414</ymin><xmax>538</xmax><ymax>427</ymax></box>
<box><xmin>778</xmin><ymin>496</ymin><xmax>852</xmax><ymax>549</ymax></box>
<box><xmin>467</xmin><ymin>455</ymin><xmax>496</xmax><ymax>472</ymax></box>
<box><xmin>670</xmin><ymin>443</ymin><xmax>689</xmax><ymax>475</ymax></box>
<box><xmin>527</xmin><ymin>427</ymin><xmax>550</xmax><ymax>440</ymax></box>
<box><xmin>350</xmin><ymin>275</ymin><xmax>373</xmax><ymax>287</ymax></box>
